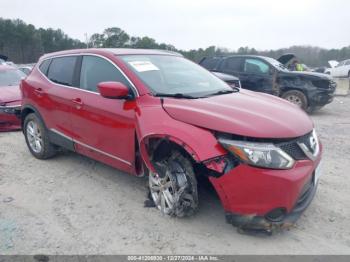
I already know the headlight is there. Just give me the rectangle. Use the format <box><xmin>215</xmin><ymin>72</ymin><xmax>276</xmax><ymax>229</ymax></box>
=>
<box><xmin>218</xmin><ymin>138</ymin><xmax>295</xmax><ymax>169</ymax></box>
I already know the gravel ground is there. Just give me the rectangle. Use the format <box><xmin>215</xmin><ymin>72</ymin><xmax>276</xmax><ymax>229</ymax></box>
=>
<box><xmin>0</xmin><ymin>96</ymin><xmax>350</xmax><ymax>255</ymax></box>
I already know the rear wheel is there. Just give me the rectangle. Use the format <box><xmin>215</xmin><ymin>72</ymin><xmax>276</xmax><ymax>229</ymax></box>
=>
<box><xmin>149</xmin><ymin>150</ymin><xmax>198</xmax><ymax>217</ymax></box>
<box><xmin>24</xmin><ymin>113</ymin><xmax>56</xmax><ymax>159</ymax></box>
<box><xmin>282</xmin><ymin>90</ymin><xmax>308</xmax><ymax>110</ymax></box>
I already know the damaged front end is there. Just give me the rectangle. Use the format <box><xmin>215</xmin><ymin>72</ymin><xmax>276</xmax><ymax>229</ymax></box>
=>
<box><xmin>201</xmin><ymin>132</ymin><xmax>321</xmax><ymax>235</ymax></box>
<box><xmin>225</xmin><ymin>176</ymin><xmax>317</xmax><ymax>235</ymax></box>
<box><xmin>0</xmin><ymin>102</ymin><xmax>21</xmax><ymax>131</ymax></box>
<box><xmin>279</xmin><ymin>72</ymin><xmax>336</xmax><ymax>110</ymax></box>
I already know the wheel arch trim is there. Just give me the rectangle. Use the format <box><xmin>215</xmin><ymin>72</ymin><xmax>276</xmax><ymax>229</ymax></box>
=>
<box><xmin>21</xmin><ymin>104</ymin><xmax>46</xmax><ymax>130</ymax></box>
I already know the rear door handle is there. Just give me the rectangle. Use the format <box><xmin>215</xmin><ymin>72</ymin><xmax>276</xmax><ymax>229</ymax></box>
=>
<box><xmin>34</xmin><ymin>87</ymin><xmax>44</xmax><ymax>95</ymax></box>
<box><xmin>71</xmin><ymin>98</ymin><xmax>83</xmax><ymax>108</ymax></box>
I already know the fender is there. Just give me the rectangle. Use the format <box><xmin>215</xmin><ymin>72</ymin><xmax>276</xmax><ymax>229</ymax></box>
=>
<box><xmin>21</xmin><ymin>104</ymin><xmax>46</xmax><ymax>129</ymax></box>
<box><xmin>135</xmin><ymin>96</ymin><xmax>226</xmax><ymax>172</ymax></box>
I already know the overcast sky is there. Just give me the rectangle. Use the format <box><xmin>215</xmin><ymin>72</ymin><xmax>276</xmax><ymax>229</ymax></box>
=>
<box><xmin>1</xmin><ymin>0</ymin><xmax>349</xmax><ymax>51</ymax></box>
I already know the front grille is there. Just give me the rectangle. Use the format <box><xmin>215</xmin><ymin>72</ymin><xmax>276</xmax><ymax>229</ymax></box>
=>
<box><xmin>277</xmin><ymin>132</ymin><xmax>312</xmax><ymax>160</ymax></box>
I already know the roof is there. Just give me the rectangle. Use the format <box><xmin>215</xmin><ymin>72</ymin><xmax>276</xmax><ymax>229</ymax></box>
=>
<box><xmin>40</xmin><ymin>48</ymin><xmax>182</xmax><ymax>60</ymax></box>
<box><xmin>203</xmin><ymin>55</ymin><xmax>273</xmax><ymax>61</ymax></box>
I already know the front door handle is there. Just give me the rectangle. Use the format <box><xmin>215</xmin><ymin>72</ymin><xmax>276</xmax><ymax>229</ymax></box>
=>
<box><xmin>71</xmin><ymin>98</ymin><xmax>83</xmax><ymax>109</ymax></box>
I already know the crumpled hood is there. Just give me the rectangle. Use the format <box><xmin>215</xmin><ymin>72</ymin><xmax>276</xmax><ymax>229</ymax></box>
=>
<box><xmin>162</xmin><ymin>90</ymin><xmax>313</xmax><ymax>138</ymax></box>
<box><xmin>0</xmin><ymin>85</ymin><xmax>21</xmax><ymax>105</ymax></box>
<box><xmin>285</xmin><ymin>70</ymin><xmax>332</xmax><ymax>80</ymax></box>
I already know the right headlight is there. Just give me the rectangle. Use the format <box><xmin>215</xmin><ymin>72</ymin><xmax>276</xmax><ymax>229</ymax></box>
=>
<box><xmin>218</xmin><ymin>138</ymin><xmax>295</xmax><ymax>169</ymax></box>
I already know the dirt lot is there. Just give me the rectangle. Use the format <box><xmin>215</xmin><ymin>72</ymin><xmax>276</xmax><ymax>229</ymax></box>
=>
<box><xmin>1</xmin><ymin>96</ymin><xmax>350</xmax><ymax>255</ymax></box>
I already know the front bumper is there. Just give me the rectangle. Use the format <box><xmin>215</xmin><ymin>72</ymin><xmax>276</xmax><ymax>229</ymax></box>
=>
<box><xmin>308</xmin><ymin>90</ymin><xmax>334</xmax><ymax>107</ymax></box>
<box><xmin>225</xmin><ymin>176</ymin><xmax>317</xmax><ymax>234</ymax></box>
<box><xmin>0</xmin><ymin>105</ymin><xmax>21</xmax><ymax>131</ymax></box>
<box><xmin>208</xmin><ymin>151</ymin><xmax>322</xmax><ymax>234</ymax></box>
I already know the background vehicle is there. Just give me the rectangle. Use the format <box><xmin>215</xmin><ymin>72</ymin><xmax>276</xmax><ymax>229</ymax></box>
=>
<box><xmin>0</xmin><ymin>65</ymin><xmax>25</xmax><ymax>131</ymax></box>
<box><xmin>0</xmin><ymin>54</ymin><xmax>8</xmax><ymax>65</ymax></box>
<box><xmin>18</xmin><ymin>65</ymin><xmax>33</xmax><ymax>75</ymax></box>
<box><xmin>199</xmin><ymin>55</ymin><xmax>336</xmax><ymax>111</ymax></box>
<box><xmin>212</xmin><ymin>71</ymin><xmax>241</xmax><ymax>89</ymax></box>
<box><xmin>325</xmin><ymin>59</ymin><xmax>350</xmax><ymax>78</ymax></box>
<box><xmin>21</xmin><ymin>48</ymin><xmax>321</xmax><ymax>234</ymax></box>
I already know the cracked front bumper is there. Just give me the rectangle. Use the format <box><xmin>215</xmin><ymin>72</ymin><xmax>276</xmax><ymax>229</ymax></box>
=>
<box><xmin>225</xmin><ymin>177</ymin><xmax>317</xmax><ymax>234</ymax></box>
<box><xmin>208</xmin><ymin>150</ymin><xmax>322</xmax><ymax>234</ymax></box>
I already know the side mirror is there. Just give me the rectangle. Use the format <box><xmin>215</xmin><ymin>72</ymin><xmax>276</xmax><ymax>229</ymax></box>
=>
<box><xmin>97</xmin><ymin>82</ymin><xmax>130</xmax><ymax>99</ymax></box>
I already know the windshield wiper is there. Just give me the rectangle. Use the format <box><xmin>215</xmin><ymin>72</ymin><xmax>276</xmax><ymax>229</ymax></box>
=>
<box><xmin>205</xmin><ymin>89</ymin><xmax>237</xmax><ymax>97</ymax></box>
<box><xmin>154</xmin><ymin>93</ymin><xmax>198</xmax><ymax>99</ymax></box>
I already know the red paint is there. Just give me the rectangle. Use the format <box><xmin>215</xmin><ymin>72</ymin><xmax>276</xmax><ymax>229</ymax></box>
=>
<box><xmin>210</xmin><ymin>148</ymin><xmax>322</xmax><ymax>215</ymax></box>
<box><xmin>21</xmin><ymin>49</ymin><xmax>321</xmax><ymax>219</ymax></box>
<box><xmin>163</xmin><ymin>89</ymin><xmax>313</xmax><ymax>138</ymax></box>
<box><xmin>0</xmin><ymin>66</ymin><xmax>22</xmax><ymax>131</ymax></box>
<box><xmin>98</xmin><ymin>81</ymin><xmax>129</xmax><ymax>98</ymax></box>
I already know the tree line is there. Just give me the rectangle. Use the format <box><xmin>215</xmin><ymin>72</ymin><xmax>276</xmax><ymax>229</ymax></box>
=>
<box><xmin>1</xmin><ymin>17</ymin><xmax>349</xmax><ymax>67</ymax></box>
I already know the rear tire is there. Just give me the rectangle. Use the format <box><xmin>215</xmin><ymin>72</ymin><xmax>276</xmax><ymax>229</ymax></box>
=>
<box><xmin>282</xmin><ymin>90</ymin><xmax>308</xmax><ymax>110</ymax></box>
<box><xmin>148</xmin><ymin>150</ymin><xmax>198</xmax><ymax>217</ymax></box>
<box><xmin>24</xmin><ymin>113</ymin><xmax>56</xmax><ymax>159</ymax></box>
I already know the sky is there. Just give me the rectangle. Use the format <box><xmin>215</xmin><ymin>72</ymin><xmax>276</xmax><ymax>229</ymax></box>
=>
<box><xmin>1</xmin><ymin>0</ymin><xmax>349</xmax><ymax>51</ymax></box>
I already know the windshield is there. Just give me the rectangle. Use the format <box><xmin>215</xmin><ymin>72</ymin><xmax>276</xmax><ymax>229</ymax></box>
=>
<box><xmin>264</xmin><ymin>57</ymin><xmax>289</xmax><ymax>71</ymax></box>
<box><xmin>120</xmin><ymin>55</ymin><xmax>233</xmax><ymax>98</ymax></box>
<box><xmin>0</xmin><ymin>69</ymin><xmax>26</xmax><ymax>86</ymax></box>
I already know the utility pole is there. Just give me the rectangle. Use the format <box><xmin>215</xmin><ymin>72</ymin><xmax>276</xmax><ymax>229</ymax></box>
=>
<box><xmin>84</xmin><ymin>33</ymin><xmax>89</xmax><ymax>49</ymax></box>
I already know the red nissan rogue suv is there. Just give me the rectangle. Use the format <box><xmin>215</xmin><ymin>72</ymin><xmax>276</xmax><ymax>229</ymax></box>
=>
<box><xmin>20</xmin><ymin>49</ymin><xmax>322</xmax><ymax>234</ymax></box>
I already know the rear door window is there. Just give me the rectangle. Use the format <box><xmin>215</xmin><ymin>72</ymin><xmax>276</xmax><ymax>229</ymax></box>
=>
<box><xmin>222</xmin><ymin>57</ymin><xmax>242</xmax><ymax>72</ymax></box>
<box><xmin>79</xmin><ymin>55</ymin><xmax>130</xmax><ymax>92</ymax></box>
<box><xmin>244</xmin><ymin>58</ymin><xmax>270</xmax><ymax>74</ymax></box>
<box><xmin>200</xmin><ymin>57</ymin><xmax>220</xmax><ymax>70</ymax></box>
<box><xmin>47</xmin><ymin>56</ymin><xmax>77</xmax><ymax>86</ymax></box>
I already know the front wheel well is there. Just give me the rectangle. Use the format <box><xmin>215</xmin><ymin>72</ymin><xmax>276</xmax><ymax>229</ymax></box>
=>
<box><xmin>143</xmin><ymin>137</ymin><xmax>223</xmax><ymax>179</ymax></box>
<box><xmin>147</xmin><ymin>138</ymin><xmax>196</xmax><ymax>166</ymax></box>
<box><xmin>21</xmin><ymin>107</ymin><xmax>35</xmax><ymax>129</ymax></box>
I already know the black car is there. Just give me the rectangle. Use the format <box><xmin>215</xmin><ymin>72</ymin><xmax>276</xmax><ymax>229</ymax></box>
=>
<box><xmin>212</xmin><ymin>71</ymin><xmax>241</xmax><ymax>89</ymax></box>
<box><xmin>200</xmin><ymin>55</ymin><xmax>336</xmax><ymax>111</ymax></box>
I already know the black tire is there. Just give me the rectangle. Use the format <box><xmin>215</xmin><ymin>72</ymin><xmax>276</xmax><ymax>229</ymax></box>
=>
<box><xmin>282</xmin><ymin>90</ymin><xmax>308</xmax><ymax>110</ymax></box>
<box><xmin>348</xmin><ymin>71</ymin><xmax>350</xmax><ymax>78</ymax></box>
<box><xmin>148</xmin><ymin>150</ymin><xmax>198</xmax><ymax>217</ymax></box>
<box><xmin>23</xmin><ymin>113</ymin><xmax>57</xmax><ymax>159</ymax></box>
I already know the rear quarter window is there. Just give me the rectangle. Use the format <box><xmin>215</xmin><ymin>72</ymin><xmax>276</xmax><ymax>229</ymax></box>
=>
<box><xmin>38</xmin><ymin>59</ymin><xmax>51</xmax><ymax>76</ymax></box>
<box><xmin>47</xmin><ymin>56</ymin><xmax>77</xmax><ymax>86</ymax></box>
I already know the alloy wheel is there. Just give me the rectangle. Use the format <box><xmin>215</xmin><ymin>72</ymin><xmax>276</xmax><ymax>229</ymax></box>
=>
<box><xmin>149</xmin><ymin>160</ymin><xmax>188</xmax><ymax>215</ymax></box>
<box><xmin>26</xmin><ymin>120</ymin><xmax>43</xmax><ymax>153</ymax></box>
